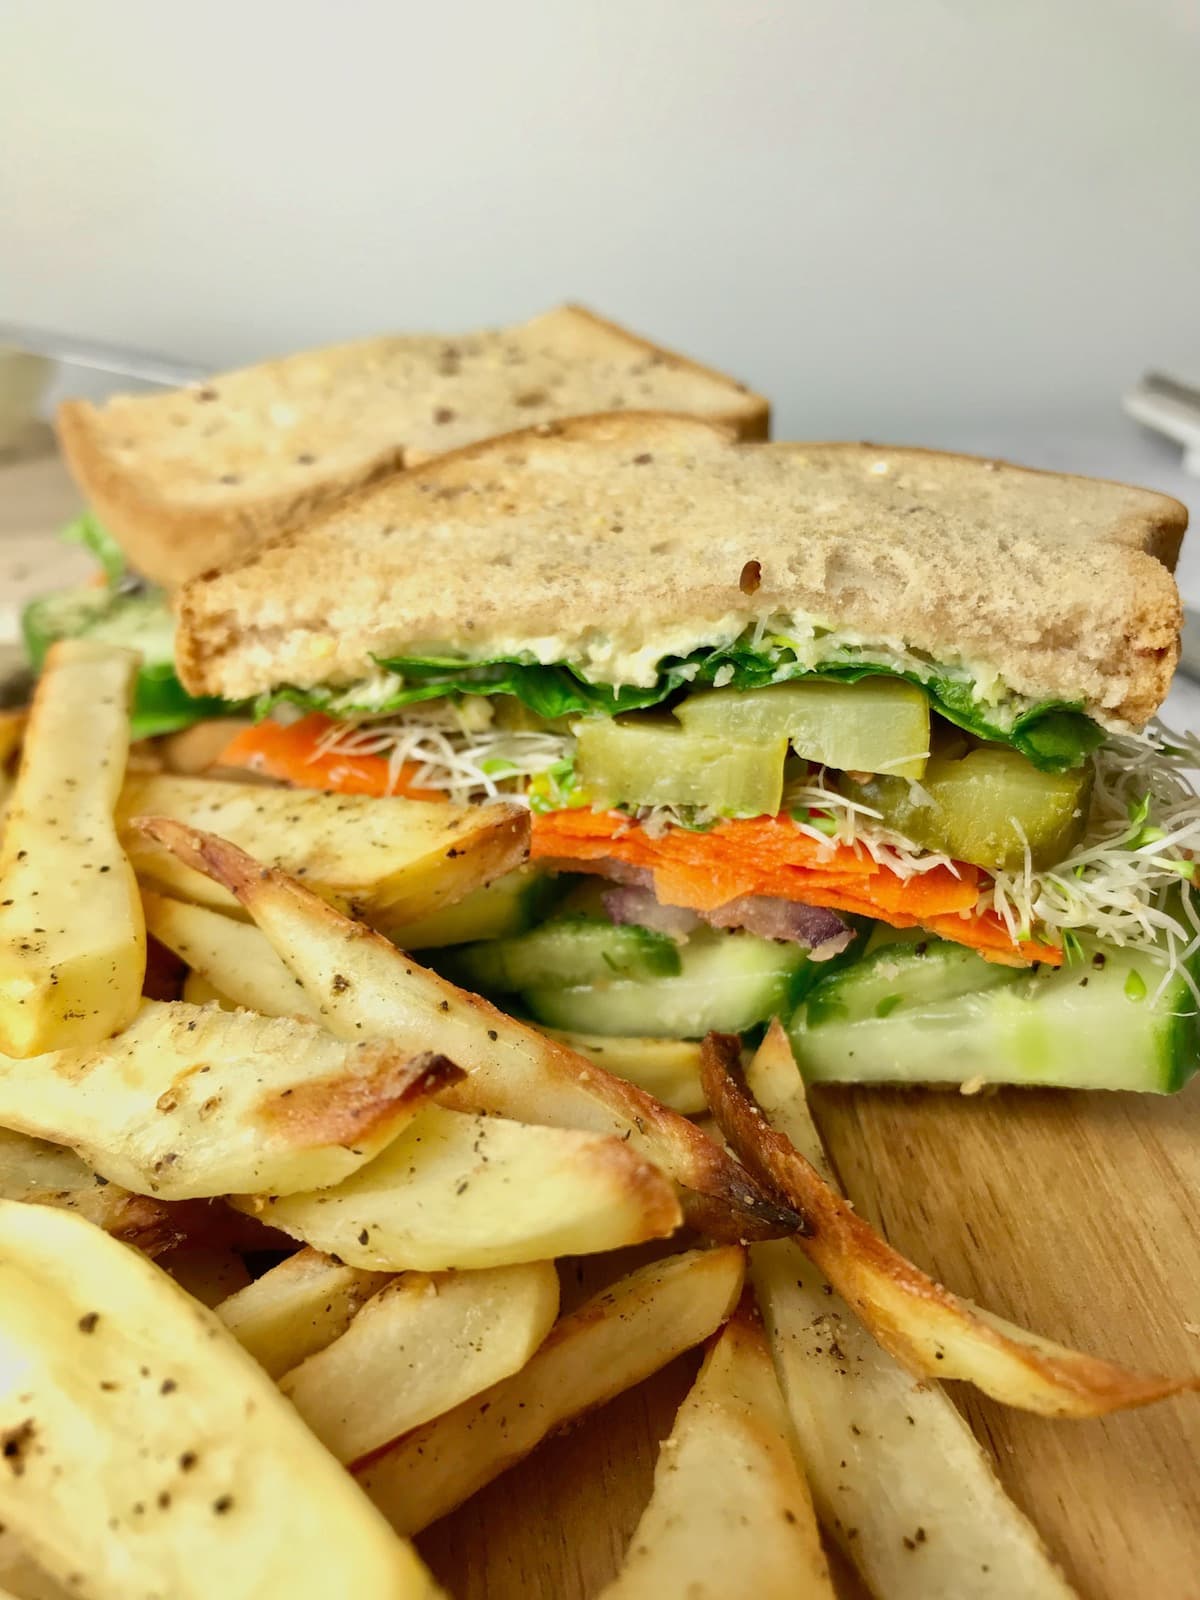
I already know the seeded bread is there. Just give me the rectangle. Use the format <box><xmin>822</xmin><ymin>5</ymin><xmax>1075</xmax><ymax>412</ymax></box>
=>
<box><xmin>56</xmin><ymin>306</ymin><xmax>768</xmax><ymax>588</ymax></box>
<box><xmin>176</xmin><ymin>414</ymin><xmax>1187</xmax><ymax>731</ymax></box>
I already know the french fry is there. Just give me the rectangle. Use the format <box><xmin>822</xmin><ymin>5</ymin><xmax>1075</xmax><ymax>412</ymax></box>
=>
<box><xmin>357</xmin><ymin>1245</ymin><xmax>745</xmax><ymax>1535</ymax></box>
<box><xmin>598</xmin><ymin>1298</ymin><xmax>834</xmax><ymax>1600</ymax></box>
<box><xmin>751</xmin><ymin>1241</ymin><xmax>1078</xmax><ymax>1597</ymax></box>
<box><xmin>217</xmin><ymin>1248</ymin><xmax>392</xmax><ymax>1379</ymax></box>
<box><xmin>120</xmin><ymin>775</ymin><xmax>529</xmax><ymax>933</ymax></box>
<box><xmin>0</xmin><ymin>1201</ymin><xmax>439</xmax><ymax>1599</ymax></box>
<box><xmin>0</xmin><ymin>1000</ymin><xmax>460</xmax><ymax>1201</ymax></box>
<box><xmin>181</xmin><ymin>970</ymin><xmax>234</xmax><ymax>1008</ymax></box>
<box><xmin>705</xmin><ymin>1022</ymin><xmax>1198</xmax><ymax>1417</ymax></box>
<box><xmin>232</xmin><ymin>1105</ymin><xmax>681</xmax><ymax>1270</ymax></box>
<box><xmin>534</xmin><ymin>1028</ymin><xmax>705</xmax><ymax>1115</ymax></box>
<box><xmin>280</xmin><ymin>1262</ymin><xmax>560</xmax><ymax>1462</ymax></box>
<box><xmin>159</xmin><ymin>719</ymin><xmax>254</xmax><ymax>776</ymax></box>
<box><xmin>0</xmin><ymin>1528</ymin><xmax>68</xmax><ymax>1600</ymax></box>
<box><xmin>0</xmin><ymin>708</ymin><xmax>27</xmax><ymax>771</ymax></box>
<box><xmin>143</xmin><ymin>890</ymin><xmax>319</xmax><ymax>1019</ymax></box>
<box><xmin>135</xmin><ymin>821</ymin><xmax>799</xmax><ymax>1243</ymax></box>
<box><xmin>0</xmin><ymin>1125</ymin><xmax>186</xmax><ymax>1255</ymax></box>
<box><xmin>0</xmin><ymin>641</ymin><xmax>145</xmax><ymax>1056</ymax></box>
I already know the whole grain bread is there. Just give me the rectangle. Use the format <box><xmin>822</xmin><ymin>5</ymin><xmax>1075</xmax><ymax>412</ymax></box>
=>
<box><xmin>176</xmin><ymin>414</ymin><xmax>1187</xmax><ymax>731</ymax></box>
<box><xmin>56</xmin><ymin>306</ymin><xmax>768</xmax><ymax>588</ymax></box>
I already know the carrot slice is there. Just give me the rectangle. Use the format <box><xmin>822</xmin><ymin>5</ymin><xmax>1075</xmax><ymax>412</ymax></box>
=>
<box><xmin>531</xmin><ymin>809</ymin><xmax>1059</xmax><ymax>967</ymax></box>
<box><xmin>219</xmin><ymin>714</ymin><xmax>443</xmax><ymax>800</ymax></box>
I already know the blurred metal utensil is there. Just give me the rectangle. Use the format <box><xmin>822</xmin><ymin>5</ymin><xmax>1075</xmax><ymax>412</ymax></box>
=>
<box><xmin>0</xmin><ymin>324</ymin><xmax>205</xmax><ymax>390</ymax></box>
<box><xmin>1124</xmin><ymin>371</ymin><xmax>1200</xmax><ymax>477</ymax></box>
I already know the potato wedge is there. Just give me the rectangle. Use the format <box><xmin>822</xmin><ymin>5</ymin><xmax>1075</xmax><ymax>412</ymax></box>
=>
<box><xmin>217</xmin><ymin>1248</ymin><xmax>392</xmax><ymax>1378</ymax></box>
<box><xmin>534</xmin><ymin>1028</ymin><xmax>705</xmax><ymax>1115</ymax></box>
<box><xmin>281</xmin><ymin>1261</ymin><xmax>560</xmax><ymax>1462</ymax></box>
<box><xmin>233</xmin><ymin>1104</ymin><xmax>681</xmax><ymax>1269</ymax></box>
<box><xmin>706</xmin><ymin>1023</ymin><xmax>1197</xmax><ymax>1416</ymax></box>
<box><xmin>143</xmin><ymin>890</ymin><xmax>319</xmax><ymax>1019</ymax></box>
<box><xmin>0</xmin><ymin>1000</ymin><xmax>461</xmax><ymax>1200</ymax></box>
<box><xmin>0</xmin><ymin>1125</ymin><xmax>186</xmax><ymax>1254</ymax></box>
<box><xmin>357</xmin><ymin>1245</ymin><xmax>745</xmax><ymax>1535</ymax></box>
<box><xmin>136</xmin><ymin>821</ymin><xmax>799</xmax><ymax>1243</ymax></box>
<box><xmin>160</xmin><ymin>718</ymin><xmax>254</xmax><ymax>776</ymax></box>
<box><xmin>0</xmin><ymin>1201</ymin><xmax>439</xmax><ymax>1599</ymax></box>
<box><xmin>0</xmin><ymin>1528</ymin><xmax>70</xmax><ymax>1600</ymax></box>
<box><xmin>599</xmin><ymin>1298</ymin><xmax>833</xmax><ymax>1600</ymax></box>
<box><xmin>751</xmin><ymin>1242</ymin><xmax>1077</xmax><ymax>1597</ymax></box>
<box><xmin>181</xmin><ymin>970</ymin><xmax>234</xmax><ymax>1008</ymax></box>
<box><xmin>121</xmin><ymin>775</ymin><xmax>528</xmax><ymax>932</ymax></box>
<box><xmin>0</xmin><ymin>641</ymin><xmax>144</xmax><ymax>1056</ymax></box>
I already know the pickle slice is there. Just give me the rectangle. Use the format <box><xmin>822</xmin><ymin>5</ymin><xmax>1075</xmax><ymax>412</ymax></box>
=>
<box><xmin>676</xmin><ymin>678</ymin><xmax>930</xmax><ymax>780</ymax></box>
<box><xmin>574</xmin><ymin>716</ymin><xmax>786</xmax><ymax>818</ymax></box>
<box><xmin>842</xmin><ymin>745</ymin><xmax>1093</xmax><ymax>871</ymax></box>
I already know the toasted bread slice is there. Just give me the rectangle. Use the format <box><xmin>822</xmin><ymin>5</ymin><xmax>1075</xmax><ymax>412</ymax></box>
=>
<box><xmin>177</xmin><ymin>414</ymin><xmax>1186</xmax><ymax>731</ymax></box>
<box><xmin>56</xmin><ymin>306</ymin><xmax>768</xmax><ymax>587</ymax></box>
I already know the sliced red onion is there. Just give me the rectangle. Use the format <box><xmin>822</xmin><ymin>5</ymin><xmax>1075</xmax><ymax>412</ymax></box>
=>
<box><xmin>702</xmin><ymin>895</ymin><xmax>855</xmax><ymax>958</ymax></box>
<box><xmin>602</xmin><ymin>886</ymin><xmax>701</xmax><ymax>937</ymax></box>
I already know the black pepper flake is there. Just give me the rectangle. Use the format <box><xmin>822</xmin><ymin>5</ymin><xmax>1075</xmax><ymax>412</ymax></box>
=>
<box><xmin>632</xmin><ymin>452</ymin><xmax>652</xmax><ymax>465</ymax></box>
<box><xmin>486</xmin><ymin>1029</ymin><xmax>498</xmax><ymax>1041</ymax></box>
<box><xmin>212</xmin><ymin>1495</ymin><xmax>234</xmax><ymax>1515</ymax></box>
<box><xmin>357</xmin><ymin>1228</ymin><xmax>370</xmax><ymax>1245</ymax></box>
<box><xmin>78</xmin><ymin>1312</ymin><xmax>100</xmax><ymax>1334</ymax></box>
<box><xmin>160</xmin><ymin>1378</ymin><xmax>177</xmax><ymax>1395</ymax></box>
<box><xmin>179</xmin><ymin>1451</ymin><xmax>198</xmax><ymax>1472</ymax></box>
<box><xmin>331</xmin><ymin>973</ymin><xmax>350</xmax><ymax>993</ymax></box>
<box><xmin>433</xmin><ymin>406</ymin><xmax>456</xmax><ymax>424</ymax></box>
<box><xmin>438</xmin><ymin>1000</ymin><xmax>449</xmax><ymax>1013</ymax></box>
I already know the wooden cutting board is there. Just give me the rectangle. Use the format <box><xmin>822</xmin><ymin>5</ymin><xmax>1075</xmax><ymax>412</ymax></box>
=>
<box><xmin>4</xmin><ymin>451</ymin><xmax>1198</xmax><ymax>1600</ymax></box>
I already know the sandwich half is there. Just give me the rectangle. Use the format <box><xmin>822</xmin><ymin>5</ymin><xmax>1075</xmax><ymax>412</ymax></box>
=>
<box><xmin>175</xmin><ymin>415</ymin><xmax>1200</xmax><ymax>1094</ymax></box>
<box><xmin>26</xmin><ymin>306</ymin><xmax>766</xmax><ymax>735</ymax></box>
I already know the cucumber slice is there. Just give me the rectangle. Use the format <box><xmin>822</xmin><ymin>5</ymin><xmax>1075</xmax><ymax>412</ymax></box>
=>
<box><xmin>392</xmin><ymin>868</ymin><xmax>557</xmax><ymax>950</ymax></box>
<box><xmin>446</xmin><ymin>917</ymin><xmax>681</xmax><ymax>992</ymax></box>
<box><xmin>804</xmin><ymin>933</ymin><xmax>1018</xmax><ymax>1026</ymax></box>
<box><xmin>524</xmin><ymin>929</ymin><xmax>814</xmax><ymax>1038</ymax></box>
<box><xmin>790</xmin><ymin>942</ymin><xmax>1198</xmax><ymax>1092</ymax></box>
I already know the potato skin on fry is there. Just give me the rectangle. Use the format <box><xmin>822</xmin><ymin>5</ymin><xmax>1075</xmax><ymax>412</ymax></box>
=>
<box><xmin>0</xmin><ymin>1002</ymin><xmax>462</xmax><ymax>1200</ymax></box>
<box><xmin>121</xmin><ymin>775</ymin><xmax>529</xmax><ymax>933</ymax></box>
<box><xmin>135</xmin><ymin>818</ymin><xmax>800</xmax><ymax>1243</ymax></box>
<box><xmin>704</xmin><ymin>1023</ymin><xmax>1198</xmax><ymax>1417</ymax></box>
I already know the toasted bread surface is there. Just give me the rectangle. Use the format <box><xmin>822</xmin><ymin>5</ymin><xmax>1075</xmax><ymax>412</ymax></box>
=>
<box><xmin>56</xmin><ymin>306</ymin><xmax>768</xmax><ymax>586</ymax></box>
<box><xmin>176</xmin><ymin>415</ymin><xmax>1185</xmax><ymax>731</ymax></box>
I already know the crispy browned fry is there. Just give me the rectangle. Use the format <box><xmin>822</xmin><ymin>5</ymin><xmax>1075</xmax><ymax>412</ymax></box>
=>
<box><xmin>120</xmin><ymin>775</ymin><xmax>529</xmax><ymax>934</ymax></box>
<box><xmin>134</xmin><ymin>820</ymin><xmax>799</xmax><ymax>1243</ymax></box>
<box><xmin>356</xmin><ymin>1245</ymin><xmax>745</xmax><ymax>1534</ymax></box>
<box><xmin>704</xmin><ymin>1023</ymin><xmax>1198</xmax><ymax>1417</ymax></box>
<box><xmin>0</xmin><ymin>1001</ymin><xmax>462</xmax><ymax>1200</ymax></box>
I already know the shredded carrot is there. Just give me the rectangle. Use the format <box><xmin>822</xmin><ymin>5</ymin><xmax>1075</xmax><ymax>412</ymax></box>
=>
<box><xmin>531</xmin><ymin>808</ymin><xmax>1060</xmax><ymax>967</ymax></box>
<box><xmin>218</xmin><ymin>715</ymin><xmax>444</xmax><ymax>800</ymax></box>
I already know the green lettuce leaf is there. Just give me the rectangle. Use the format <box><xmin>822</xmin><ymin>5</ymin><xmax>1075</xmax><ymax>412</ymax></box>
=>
<box><xmin>59</xmin><ymin>513</ymin><xmax>128</xmax><ymax>590</ymax></box>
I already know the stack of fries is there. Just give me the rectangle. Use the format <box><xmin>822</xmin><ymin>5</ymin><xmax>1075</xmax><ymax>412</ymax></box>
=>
<box><xmin>0</xmin><ymin>641</ymin><xmax>1191</xmax><ymax>1600</ymax></box>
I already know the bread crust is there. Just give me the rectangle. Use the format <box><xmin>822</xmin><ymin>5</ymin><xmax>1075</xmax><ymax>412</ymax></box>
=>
<box><xmin>55</xmin><ymin>307</ymin><xmax>769</xmax><ymax>588</ymax></box>
<box><xmin>175</xmin><ymin>414</ymin><xmax>1186</xmax><ymax>732</ymax></box>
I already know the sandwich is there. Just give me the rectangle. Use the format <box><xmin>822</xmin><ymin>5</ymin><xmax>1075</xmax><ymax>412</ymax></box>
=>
<box><xmin>23</xmin><ymin>306</ymin><xmax>767</xmax><ymax>735</ymax></box>
<box><xmin>173</xmin><ymin>413</ymin><xmax>1200</xmax><ymax>1094</ymax></box>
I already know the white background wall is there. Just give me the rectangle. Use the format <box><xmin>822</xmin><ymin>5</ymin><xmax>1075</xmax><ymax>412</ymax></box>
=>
<box><xmin>1</xmin><ymin>0</ymin><xmax>1198</xmax><ymax>441</ymax></box>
